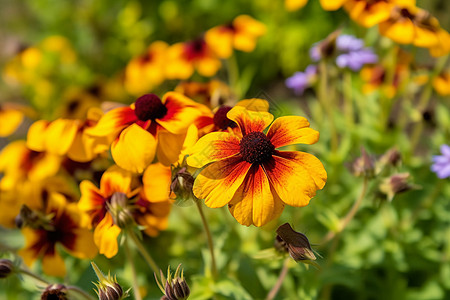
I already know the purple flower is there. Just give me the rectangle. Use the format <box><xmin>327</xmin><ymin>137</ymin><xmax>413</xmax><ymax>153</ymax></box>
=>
<box><xmin>286</xmin><ymin>65</ymin><xmax>318</xmax><ymax>95</ymax></box>
<box><xmin>336</xmin><ymin>34</ymin><xmax>364</xmax><ymax>52</ymax></box>
<box><xmin>431</xmin><ymin>145</ymin><xmax>450</xmax><ymax>179</ymax></box>
<box><xmin>309</xmin><ymin>45</ymin><xmax>321</xmax><ymax>62</ymax></box>
<box><xmin>336</xmin><ymin>49</ymin><xmax>378</xmax><ymax>71</ymax></box>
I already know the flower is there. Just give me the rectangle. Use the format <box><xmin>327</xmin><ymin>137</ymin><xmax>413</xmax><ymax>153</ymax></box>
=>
<box><xmin>431</xmin><ymin>145</ymin><xmax>450</xmax><ymax>179</ymax></box>
<box><xmin>165</xmin><ymin>38</ymin><xmax>221</xmax><ymax>79</ymax></box>
<box><xmin>187</xmin><ymin>105</ymin><xmax>327</xmax><ymax>226</ymax></box>
<box><xmin>379</xmin><ymin>173</ymin><xmax>415</xmax><ymax>201</ymax></box>
<box><xmin>175</xmin><ymin>80</ymin><xmax>234</xmax><ymax>108</ymax></box>
<box><xmin>124</xmin><ymin>41</ymin><xmax>168</xmax><ymax>96</ymax></box>
<box><xmin>205</xmin><ymin>15</ymin><xmax>266</xmax><ymax>59</ymax></box>
<box><xmin>284</xmin><ymin>0</ymin><xmax>347</xmax><ymax>11</ymax></box>
<box><xmin>336</xmin><ymin>49</ymin><xmax>378</xmax><ymax>71</ymax></box>
<box><xmin>79</xmin><ymin>164</ymin><xmax>172</xmax><ymax>257</ymax></box>
<box><xmin>286</xmin><ymin>65</ymin><xmax>318</xmax><ymax>95</ymax></box>
<box><xmin>343</xmin><ymin>0</ymin><xmax>415</xmax><ymax>28</ymax></box>
<box><xmin>87</xmin><ymin>92</ymin><xmax>206</xmax><ymax>172</ymax></box>
<box><xmin>433</xmin><ymin>71</ymin><xmax>450</xmax><ymax>96</ymax></box>
<box><xmin>0</xmin><ymin>103</ymin><xmax>28</xmax><ymax>138</ymax></box>
<box><xmin>41</xmin><ymin>284</ymin><xmax>68</xmax><ymax>300</ymax></box>
<box><xmin>27</xmin><ymin>108</ymin><xmax>111</xmax><ymax>162</ymax></box>
<box><xmin>18</xmin><ymin>193</ymin><xmax>97</xmax><ymax>277</ymax></box>
<box><xmin>378</xmin><ymin>5</ymin><xmax>450</xmax><ymax>49</ymax></box>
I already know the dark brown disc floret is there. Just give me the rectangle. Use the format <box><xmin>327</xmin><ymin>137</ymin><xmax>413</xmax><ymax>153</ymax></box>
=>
<box><xmin>240</xmin><ymin>131</ymin><xmax>275</xmax><ymax>164</ymax></box>
<box><xmin>134</xmin><ymin>94</ymin><xmax>167</xmax><ymax>121</ymax></box>
<box><xmin>213</xmin><ymin>106</ymin><xmax>237</xmax><ymax>130</ymax></box>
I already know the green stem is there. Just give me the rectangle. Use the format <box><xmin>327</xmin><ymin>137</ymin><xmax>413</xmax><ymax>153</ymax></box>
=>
<box><xmin>19</xmin><ymin>268</ymin><xmax>49</xmax><ymax>286</ymax></box>
<box><xmin>320</xmin><ymin>177</ymin><xmax>369</xmax><ymax>245</ymax></box>
<box><xmin>124</xmin><ymin>238</ymin><xmax>142</xmax><ymax>300</ymax></box>
<box><xmin>227</xmin><ymin>54</ymin><xmax>241</xmax><ymax>98</ymax></box>
<box><xmin>195</xmin><ymin>199</ymin><xmax>218</xmax><ymax>279</ymax></box>
<box><xmin>265</xmin><ymin>258</ymin><xmax>290</xmax><ymax>300</ymax></box>
<box><xmin>66</xmin><ymin>286</ymin><xmax>96</xmax><ymax>300</ymax></box>
<box><xmin>127</xmin><ymin>230</ymin><xmax>160</xmax><ymax>275</ymax></box>
<box><xmin>410</xmin><ymin>55</ymin><xmax>448</xmax><ymax>153</ymax></box>
<box><xmin>318</xmin><ymin>61</ymin><xmax>339</xmax><ymax>157</ymax></box>
<box><xmin>343</xmin><ymin>71</ymin><xmax>354</xmax><ymax>129</ymax></box>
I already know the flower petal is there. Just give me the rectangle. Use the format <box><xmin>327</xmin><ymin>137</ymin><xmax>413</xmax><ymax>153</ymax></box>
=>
<box><xmin>227</xmin><ymin>106</ymin><xmax>274</xmax><ymax>136</ymax></box>
<box><xmin>157</xmin><ymin>92</ymin><xmax>205</xmax><ymax>134</ymax></box>
<box><xmin>142</xmin><ymin>163</ymin><xmax>172</xmax><ymax>202</ymax></box>
<box><xmin>228</xmin><ymin>165</ymin><xmax>285</xmax><ymax>226</ymax></box>
<box><xmin>193</xmin><ymin>156</ymin><xmax>251</xmax><ymax>208</ymax></box>
<box><xmin>0</xmin><ymin>109</ymin><xmax>23</xmax><ymax>137</ymax></box>
<box><xmin>27</xmin><ymin>120</ymin><xmax>50</xmax><ymax>152</ymax></box>
<box><xmin>156</xmin><ymin>130</ymin><xmax>187</xmax><ymax>166</ymax></box>
<box><xmin>42</xmin><ymin>250</ymin><xmax>66</xmax><ymax>277</ymax></box>
<box><xmin>111</xmin><ymin>124</ymin><xmax>157</xmax><ymax>173</ymax></box>
<box><xmin>44</xmin><ymin>119</ymin><xmax>79</xmax><ymax>155</ymax></box>
<box><xmin>267</xmin><ymin>116</ymin><xmax>319</xmax><ymax>148</ymax></box>
<box><xmin>263</xmin><ymin>151</ymin><xmax>327</xmax><ymax>207</ymax></box>
<box><xmin>186</xmin><ymin>131</ymin><xmax>241</xmax><ymax>168</ymax></box>
<box><xmin>86</xmin><ymin>106</ymin><xmax>136</xmax><ymax>138</ymax></box>
<box><xmin>94</xmin><ymin>213</ymin><xmax>121</xmax><ymax>258</ymax></box>
<box><xmin>66</xmin><ymin>228</ymin><xmax>98</xmax><ymax>259</ymax></box>
<box><xmin>100</xmin><ymin>165</ymin><xmax>134</xmax><ymax>196</ymax></box>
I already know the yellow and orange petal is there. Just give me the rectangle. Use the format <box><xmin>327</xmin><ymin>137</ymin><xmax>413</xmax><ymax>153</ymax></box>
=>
<box><xmin>93</xmin><ymin>213</ymin><xmax>121</xmax><ymax>258</ymax></box>
<box><xmin>227</xmin><ymin>106</ymin><xmax>274</xmax><ymax>136</ymax></box>
<box><xmin>433</xmin><ymin>71</ymin><xmax>450</xmax><ymax>96</ymax></box>
<box><xmin>0</xmin><ymin>106</ymin><xmax>24</xmax><ymax>137</ymax></box>
<box><xmin>142</xmin><ymin>163</ymin><xmax>172</xmax><ymax>202</ymax></box>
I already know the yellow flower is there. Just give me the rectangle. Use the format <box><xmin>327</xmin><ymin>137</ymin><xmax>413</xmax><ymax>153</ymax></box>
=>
<box><xmin>187</xmin><ymin>105</ymin><xmax>327</xmax><ymax>226</ymax></box>
<box><xmin>0</xmin><ymin>103</ymin><xmax>26</xmax><ymax>137</ymax></box>
<box><xmin>27</xmin><ymin>108</ymin><xmax>111</xmax><ymax>162</ymax></box>
<box><xmin>205</xmin><ymin>15</ymin><xmax>266</xmax><ymax>59</ymax></box>
<box><xmin>174</xmin><ymin>80</ymin><xmax>234</xmax><ymax>108</ymax></box>
<box><xmin>19</xmin><ymin>192</ymin><xmax>97</xmax><ymax>277</ymax></box>
<box><xmin>0</xmin><ymin>140</ymin><xmax>61</xmax><ymax>190</ymax></box>
<box><xmin>79</xmin><ymin>164</ymin><xmax>172</xmax><ymax>258</ymax></box>
<box><xmin>378</xmin><ymin>4</ymin><xmax>449</xmax><ymax>48</ymax></box>
<box><xmin>344</xmin><ymin>0</ymin><xmax>415</xmax><ymax>28</ymax></box>
<box><xmin>87</xmin><ymin>92</ymin><xmax>207</xmax><ymax>172</ymax></box>
<box><xmin>124</xmin><ymin>41</ymin><xmax>168</xmax><ymax>96</ymax></box>
<box><xmin>433</xmin><ymin>71</ymin><xmax>450</xmax><ymax>96</ymax></box>
<box><xmin>284</xmin><ymin>0</ymin><xmax>347</xmax><ymax>11</ymax></box>
<box><xmin>165</xmin><ymin>38</ymin><xmax>221</xmax><ymax>80</ymax></box>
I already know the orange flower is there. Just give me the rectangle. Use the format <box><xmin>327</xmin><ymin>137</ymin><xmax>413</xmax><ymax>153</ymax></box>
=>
<box><xmin>378</xmin><ymin>5</ymin><xmax>449</xmax><ymax>48</ymax></box>
<box><xmin>79</xmin><ymin>164</ymin><xmax>172</xmax><ymax>258</ymax></box>
<box><xmin>361</xmin><ymin>64</ymin><xmax>409</xmax><ymax>98</ymax></box>
<box><xmin>124</xmin><ymin>41</ymin><xmax>168</xmax><ymax>96</ymax></box>
<box><xmin>165</xmin><ymin>38</ymin><xmax>221</xmax><ymax>79</ymax></box>
<box><xmin>433</xmin><ymin>71</ymin><xmax>450</xmax><ymax>96</ymax></box>
<box><xmin>174</xmin><ymin>80</ymin><xmax>234</xmax><ymax>108</ymax></box>
<box><xmin>344</xmin><ymin>0</ymin><xmax>415</xmax><ymax>28</ymax></box>
<box><xmin>187</xmin><ymin>106</ymin><xmax>327</xmax><ymax>226</ymax></box>
<box><xmin>205</xmin><ymin>15</ymin><xmax>266</xmax><ymax>59</ymax></box>
<box><xmin>284</xmin><ymin>0</ymin><xmax>347</xmax><ymax>11</ymax></box>
<box><xmin>87</xmin><ymin>92</ymin><xmax>206</xmax><ymax>172</ymax></box>
<box><xmin>27</xmin><ymin>108</ymin><xmax>111</xmax><ymax>162</ymax></box>
<box><xmin>19</xmin><ymin>192</ymin><xmax>97</xmax><ymax>277</ymax></box>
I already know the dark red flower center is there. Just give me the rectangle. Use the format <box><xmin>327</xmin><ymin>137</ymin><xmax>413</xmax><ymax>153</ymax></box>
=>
<box><xmin>134</xmin><ymin>94</ymin><xmax>167</xmax><ymax>121</ymax></box>
<box><xmin>240</xmin><ymin>131</ymin><xmax>274</xmax><ymax>164</ymax></box>
<box><xmin>213</xmin><ymin>106</ymin><xmax>237</xmax><ymax>130</ymax></box>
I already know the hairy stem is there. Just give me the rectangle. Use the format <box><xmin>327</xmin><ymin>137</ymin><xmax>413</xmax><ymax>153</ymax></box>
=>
<box><xmin>124</xmin><ymin>238</ymin><xmax>142</xmax><ymax>300</ymax></box>
<box><xmin>195</xmin><ymin>199</ymin><xmax>218</xmax><ymax>279</ymax></box>
<box><xmin>127</xmin><ymin>230</ymin><xmax>160</xmax><ymax>275</ymax></box>
<box><xmin>265</xmin><ymin>258</ymin><xmax>290</xmax><ymax>300</ymax></box>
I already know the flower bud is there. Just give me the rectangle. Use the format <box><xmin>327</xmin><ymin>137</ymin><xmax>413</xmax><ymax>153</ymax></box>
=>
<box><xmin>379</xmin><ymin>173</ymin><xmax>416</xmax><ymax>201</ymax></box>
<box><xmin>0</xmin><ymin>259</ymin><xmax>14</xmax><ymax>279</ymax></box>
<box><xmin>155</xmin><ymin>264</ymin><xmax>190</xmax><ymax>300</ymax></box>
<box><xmin>170</xmin><ymin>167</ymin><xmax>195</xmax><ymax>202</ymax></box>
<box><xmin>351</xmin><ymin>148</ymin><xmax>375</xmax><ymax>178</ymax></box>
<box><xmin>275</xmin><ymin>223</ymin><xmax>316</xmax><ymax>262</ymax></box>
<box><xmin>91</xmin><ymin>262</ymin><xmax>129</xmax><ymax>300</ymax></box>
<box><xmin>108</xmin><ymin>192</ymin><xmax>134</xmax><ymax>229</ymax></box>
<box><xmin>41</xmin><ymin>284</ymin><xmax>68</xmax><ymax>300</ymax></box>
<box><xmin>376</xmin><ymin>148</ymin><xmax>401</xmax><ymax>174</ymax></box>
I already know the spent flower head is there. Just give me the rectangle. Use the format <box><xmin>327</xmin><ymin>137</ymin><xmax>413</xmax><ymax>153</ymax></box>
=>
<box><xmin>275</xmin><ymin>223</ymin><xmax>316</xmax><ymax>262</ymax></box>
<box><xmin>41</xmin><ymin>284</ymin><xmax>68</xmax><ymax>300</ymax></box>
<box><xmin>0</xmin><ymin>259</ymin><xmax>15</xmax><ymax>279</ymax></box>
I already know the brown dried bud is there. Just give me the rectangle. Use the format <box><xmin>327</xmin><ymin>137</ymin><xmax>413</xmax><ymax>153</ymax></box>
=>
<box><xmin>41</xmin><ymin>284</ymin><xmax>68</xmax><ymax>300</ymax></box>
<box><xmin>276</xmin><ymin>223</ymin><xmax>316</xmax><ymax>262</ymax></box>
<box><xmin>0</xmin><ymin>259</ymin><xmax>14</xmax><ymax>279</ymax></box>
<box><xmin>352</xmin><ymin>148</ymin><xmax>375</xmax><ymax>178</ymax></box>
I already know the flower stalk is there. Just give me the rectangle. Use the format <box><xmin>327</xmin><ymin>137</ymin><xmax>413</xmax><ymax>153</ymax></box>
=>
<box><xmin>195</xmin><ymin>199</ymin><xmax>218</xmax><ymax>280</ymax></box>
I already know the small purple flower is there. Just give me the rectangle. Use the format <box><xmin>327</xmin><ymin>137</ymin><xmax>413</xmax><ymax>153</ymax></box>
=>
<box><xmin>286</xmin><ymin>65</ymin><xmax>318</xmax><ymax>95</ymax></box>
<box><xmin>309</xmin><ymin>44</ymin><xmax>321</xmax><ymax>62</ymax></box>
<box><xmin>336</xmin><ymin>48</ymin><xmax>378</xmax><ymax>71</ymax></box>
<box><xmin>431</xmin><ymin>145</ymin><xmax>450</xmax><ymax>179</ymax></box>
<box><xmin>336</xmin><ymin>34</ymin><xmax>364</xmax><ymax>52</ymax></box>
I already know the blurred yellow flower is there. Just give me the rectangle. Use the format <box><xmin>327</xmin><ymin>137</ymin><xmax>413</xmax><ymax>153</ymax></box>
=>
<box><xmin>433</xmin><ymin>71</ymin><xmax>450</xmax><ymax>96</ymax></box>
<box><xmin>205</xmin><ymin>15</ymin><xmax>266</xmax><ymax>59</ymax></box>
